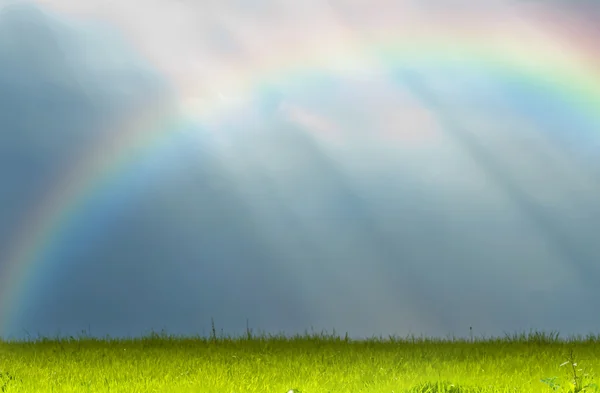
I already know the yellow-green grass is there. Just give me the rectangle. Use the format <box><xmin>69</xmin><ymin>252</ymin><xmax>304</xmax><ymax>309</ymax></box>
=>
<box><xmin>1</xmin><ymin>322</ymin><xmax>599</xmax><ymax>393</ymax></box>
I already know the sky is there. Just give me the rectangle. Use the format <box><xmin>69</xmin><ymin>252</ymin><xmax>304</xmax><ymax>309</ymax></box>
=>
<box><xmin>0</xmin><ymin>0</ymin><xmax>599</xmax><ymax>342</ymax></box>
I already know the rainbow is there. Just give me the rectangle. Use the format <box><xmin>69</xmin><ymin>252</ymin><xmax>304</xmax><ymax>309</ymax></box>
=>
<box><xmin>1</xmin><ymin>4</ymin><xmax>600</xmax><ymax>337</ymax></box>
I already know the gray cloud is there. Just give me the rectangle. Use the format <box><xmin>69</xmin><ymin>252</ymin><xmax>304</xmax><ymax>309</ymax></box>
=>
<box><xmin>1</xmin><ymin>1</ymin><xmax>599</xmax><ymax>342</ymax></box>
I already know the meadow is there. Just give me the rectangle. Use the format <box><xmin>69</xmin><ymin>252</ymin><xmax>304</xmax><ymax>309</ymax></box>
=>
<box><xmin>0</xmin><ymin>320</ymin><xmax>599</xmax><ymax>393</ymax></box>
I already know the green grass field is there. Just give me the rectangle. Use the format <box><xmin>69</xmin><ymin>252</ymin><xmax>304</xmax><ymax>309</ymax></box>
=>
<box><xmin>1</xmin><ymin>321</ymin><xmax>599</xmax><ymax>393</ymax></box>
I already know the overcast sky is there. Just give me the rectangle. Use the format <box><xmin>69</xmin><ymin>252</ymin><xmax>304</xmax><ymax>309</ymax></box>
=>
<box><xmin>1</xmin><ymin>0</ymin><xmax>600</xmax><ymax>341</ymax></box>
